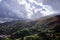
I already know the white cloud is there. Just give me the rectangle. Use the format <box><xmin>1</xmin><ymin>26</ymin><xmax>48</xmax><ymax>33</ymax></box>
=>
<box><xmin>8</xmin><ymin>0</ymin><xmax>57</xmax><ymax>19</ymax></box>
<box><xmin>0</xmin><ymin>0</ymin><xmax>2</xmax><ymax>2</ymax></box>
<box><xmin>2</xmin><ymin>0</ymin><xmax>56</xmax><ymax>20</ymax></box>
<box><xmin>17</xmin><ymin>0</ymin><xmax>34</xmax><ymax>19</ymax></box>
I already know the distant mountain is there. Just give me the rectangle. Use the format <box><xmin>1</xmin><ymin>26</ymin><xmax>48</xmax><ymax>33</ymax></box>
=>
<box><xmin>0</xmin><ymin>15</ymin><xmax>60</xmax><ymax>29</ymax></box>
<box><xmin>0</xmin><ymin>20</ymin><xmax>37</xmax><ymax>28</ymax></box>
<box><xmin>0</xmin><ymin>15</ymin><xmax>60</xmax><ymax>35</ymax></box>
<box><xmin>34</xmin><ymin>15</ymin><xmax>60</xmax><ymax>32</ymax></box>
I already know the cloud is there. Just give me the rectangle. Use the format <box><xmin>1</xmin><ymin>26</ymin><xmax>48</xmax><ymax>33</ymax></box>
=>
<box><xmin>0</xmin><ymin>0</ymin><xmax>27</xmax><ymax>19</ymax></box>
<box><xmin>0</xmin><ymin>0</ymin><xmax>2</xmax><ymax>2</ymax></box>
<box><xmin>17</xmin><ymin>0</ymin><xmax>56</xmax><ymax>19</ymax></box>
<box><xmin>43</xmin><ymin>0</ymin><xmax>60</xmax><ymax>12</ymax></box>
<box><xmin>0</xmin><ymin>0</ymin><xmax>59</xmax><ymax>21</ymax></box>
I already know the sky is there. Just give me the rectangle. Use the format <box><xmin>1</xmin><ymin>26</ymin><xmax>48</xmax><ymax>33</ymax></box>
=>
<box><xmin>0</xmin><ymin>0</ymin><xmax>60</xmax><ymax>21</ymax></box>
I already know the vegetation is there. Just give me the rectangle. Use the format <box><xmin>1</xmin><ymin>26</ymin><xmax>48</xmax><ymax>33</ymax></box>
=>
<box><xmin>0</xmin><ymin>15</ymin><xmax>60</xmax><ymax>40</ymax></box>
<box><xmin>0</xmin><ymin>24</ymin><xmax>60</xmax><ymax>40</ymax></box>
